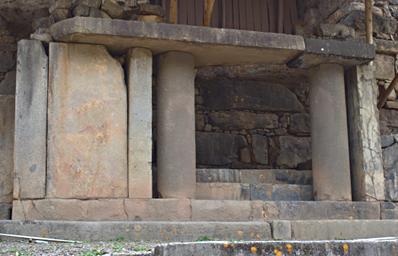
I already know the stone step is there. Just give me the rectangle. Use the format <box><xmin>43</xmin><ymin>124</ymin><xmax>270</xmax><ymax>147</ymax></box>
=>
<box><xmin>13</xmin><ymin>199</ymin><xmax>383</xmax><ymax>222</ymax></box>
<box><xmin>197</xmin><ymin>168</ymin><xmax>312</xmax><ymax>185</ymax></box>
<box><xmin>1</xmin><ymin>219</ymin><xmax>398</xmax><ymax>243</ymax></box>
<box><xmin>196</xmin><ymin>183</ymin><xmax>313</xmax><ymax>201</ymax></box>
<box><xmin>156</xmin><ymin>238</ymin><xmax>398</xmax><ymax>256</ymax></box>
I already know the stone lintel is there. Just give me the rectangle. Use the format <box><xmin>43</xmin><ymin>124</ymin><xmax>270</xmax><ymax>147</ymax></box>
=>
<box><xmin>289</xmin><ymin>38</ymin><xmax>375</xmax><ymax>69</ymax></box>
<box><xmin>12</xmin><ymin>199</ymin><xmax>381</xmax><ymax>221</ymax></box>
<box><xmin>49</xmin><ymin>17</ymin><xmax>304</xmax><ymax>67</ymax></box>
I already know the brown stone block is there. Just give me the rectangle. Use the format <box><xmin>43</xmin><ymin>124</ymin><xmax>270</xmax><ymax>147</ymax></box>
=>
<box><xmin>191</xmin><ymin>200</ymin><xmax>264</xmax><ymax>221</ymax></box>
<box><xmin>47</xmin><ymin>43</ymin><xmax>128</xmax><ymax>199</ymax></box>
<box><xmin>124</xmin><ymin>199</ymin><xmax>191</xmax><ymax>221</ymax></box>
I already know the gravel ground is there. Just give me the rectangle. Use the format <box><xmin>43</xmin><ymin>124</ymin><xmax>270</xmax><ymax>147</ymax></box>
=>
<box><xmin>0</xmin><ymin>240</ymin><xmax>156</xmax><ymax>256</ymax></box>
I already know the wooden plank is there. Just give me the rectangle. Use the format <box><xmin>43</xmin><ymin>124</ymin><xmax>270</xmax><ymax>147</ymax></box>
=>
<box><xmin>195</xmin><ymin>0</ymin><xmax>204</xmax><ymax>26</ymax></box>
<box><xmin>211</xmin><ymin>0</ymin><xmax>220</xmax><ymax>27</ymax></box>
<box><xmin>169</xmin><ymin>0</ymin><xmax>177</xmax><ymax>24</ymax></box>
<box><xmin>268</xmin><ymin>0</ymin><xmax>277</xmax><ymax>32</ymax></box>
<box><xmin>246</xmin><ymin>0</ymin><xmax>254</xmax><ymax>31</ymax></box>
<box><xmin>204</xmin><ymin>0</ymin><xmax>216</xmax><ymax>26</ymax></box>
<box><xmin>278</xmin><ymin>0</ymin><xmax>284</xmax><ymax>33</ymax></box>
<box><xmin>262</xmin><ymin>0</ymin><xmax>269</xmax><ymax>32</ymax></box>
<box><xmin>187</xmin><ymin>0</ymin><xmax>196</xmax><ymax>25</ymax></box>
<box><xmin>284</xmin><ymin>0</ymin><xmax>292</xmax><ymax>34</ymax></box>
<box><xmin>178</xmin><ymin>0</ymin><xmax>188</xmax><ymax>24</ymax></box>
<box><xmin>232</xmin><ymin>0</ymin><xmax>240</xmax><ymax>29</ymax></box>
<box><xmin>252</xmin><ymin>0</ymin><xmax>261</xmax><ymax>31</ymax></box>
<box><xmin>238</xmin><ymin>0</ymin><xmax>246</xmax><ymax>30</ymax></box>
<box><xmin>224</xmin><ymin>0</ymin><xmax>233</xmax><ymax>28</ymax></box>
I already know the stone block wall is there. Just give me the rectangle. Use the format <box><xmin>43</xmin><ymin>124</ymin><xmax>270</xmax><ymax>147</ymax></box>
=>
<box><xmin>194</xmin><ymin>66</ymin><xmax>311</xmax><ymax>170</ymax></box>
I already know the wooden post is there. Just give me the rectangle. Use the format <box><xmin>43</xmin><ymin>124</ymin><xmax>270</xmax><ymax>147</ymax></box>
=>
<box><xmin>277</xmin><ymin>0</ymin><xmax>284</xmax><ymax>33</ymax></box>
<box><xmin>169</xmin><ymin>0</ymin><xmax>178</xmax><ymax>24</ymax></box>
<box><xmin>365</xmin><ymin>0</ymin><xmax>373</xmax><ymax>44</ymax></box>
<box><xmin>204</xmin><ymin>0</ymin><xmax>216</xmax><ymax>26</ymax></box>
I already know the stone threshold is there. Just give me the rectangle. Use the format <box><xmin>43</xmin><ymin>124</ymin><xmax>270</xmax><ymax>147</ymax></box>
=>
<box><xmin>49</xmin><ymin>17</ymin><xmax>374</xmax><ymax>68</ymax></box>
<box><xmin>12</xmin><ymin>199</ymin><xmax>387</xmax><ymax>221</ymax></box>
<box><xmin>1</xmin><ymin>220</ymin><xmax>398</xmax><ymax>243</ymax></box>
<box><xmin>155</xmin><ymin>238</ymin><xmax>398</xmax><ymax>256</ymax></box>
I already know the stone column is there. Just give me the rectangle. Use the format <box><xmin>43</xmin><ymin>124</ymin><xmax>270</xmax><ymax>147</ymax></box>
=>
<box><xmin>157</xmin><ymin>51</ymin><xmax>196</xmax><ymax>198</ymax></box>
<box><xmin>310</xmin><ymin>64</ymin><xmax>352</xmax><ymax>201</ymax></box>
<box><xmin>127</xmin><ymin>48</ymin><xmax>153</xmax><ymax>198</ymax></box>
<box><xmin>14</xmin><ymin>40</ymin><xmax>48</xmax><ymax>199</ymax></box>
<box><xmin>346</xmin><ymin>63</ymin><xmax>385</xmax><ymax>201</ymax></box>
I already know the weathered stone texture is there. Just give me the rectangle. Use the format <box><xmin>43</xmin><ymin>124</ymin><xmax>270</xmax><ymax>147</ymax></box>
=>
<box><xmin>47</xmin><ymin>43</ymin><xmax>128</xmax><ymax>199</ymax></box>
<box><xmin>310</xmin><ymin>64</ymin><xmax>351</xmax><ymax>201</ymax></box>
<box><xmin>201</xmin><ymin>80</ymin><xmax>304</xmax><ymax>112</ymax></box>
<box><xmin>277</xmin><ymin>136</ymin><xmax>311</xmax><ymax>169</ymax></box>
<box><xmin>196</xmin><ymin>132</ymin><xmax>248</xmax><ymax>167</ymax></box>
<box><xmin>12</xmin><ymin>199</ymin><xmax>191</xmax><ymax>221</ymax></box>
<box><xmin>374</xmin><ymin>54</ymin><xmax>395</xmax><ymax>80</ymax></box>
<box><xmin>0</xmin><ymin>71</ymin><xmax>16</xmax><ymax>95</ymax></box>
<box><xmin>157</xmin><ymin>52</ymin><xmax>196</xmax><ymax>199</ymax></box>
<box><xmin>382</xmin><ymin>135</ymin><xmax>398</xmax><ymax>201</ymax></box>
<box><xmin>14</xmin><ymin>40</ymin><xmax>48</xmax><ymax>199</ymax></box>
<box><xmin>0</xmin><ymin>96</ymin><xmax>14</xmax><ymax>204</ymax></box>
<box><xmin>346</xmin><ymin>64</ymin><xmax>385</xmax><ymax>201</ymax></box>
<box><xmin>127</xmin><ymin>48</ymin><xmax>153</xmax><ymax>199</ymax></box>
<box><xmin>196</xmin><ymin>169</ymin><xmax>312</xmax><ymax>185</ymax></box>
<box><xmin>208</xmin><ymin>111</ymin><xmax>278</xmax><ymax>130</ymax></box>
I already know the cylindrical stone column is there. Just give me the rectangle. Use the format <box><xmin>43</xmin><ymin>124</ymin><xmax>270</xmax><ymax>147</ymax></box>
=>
<box><xmin>157</xmin><ymin>51</ymin><xmax>196</xmax><ymax>198</ymax></box>
<box><xmin>310</xmin><ymin>64</ymin><xmax>352</xmax><ymax>201</ymax></box>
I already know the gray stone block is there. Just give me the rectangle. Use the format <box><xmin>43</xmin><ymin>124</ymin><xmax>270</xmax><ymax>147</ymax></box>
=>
<box><xmin>196</xmin><ymin>132</ymin><xmax>247</xmax><ymax>166</ymax></box>
<box><xmin>251</xmin><ymin>184</ymin><xmax>313</xmax><ymax>201</ymax></box>
<box><xmin>14</xmin><ymin>40</ymin><xmax>48</xmax><ymax>199</ymax></box>
<box><xmin>207</xmin><ymin>111</ymin><xmax>278</xmax><ymax>130</ymax></box>
<box><xmin>0</xmin><ymin>220</ymin><xmax>272</xmax><ymax>242</ymax></box>
<box><xmin>201</xmin><ymin>80</ymin><xmax>304</xmax><ymax>112</ymax></box>
<box><xmin>196</xmin><ymin>169</ymin><xmax>312</xmax><ymax>185</ymax></box>
<box><xmin>291</xmin><ymin>220</ymin><xmax>398</xmax><ymax>240</ymax></box>
<box><xmin>271</xmin><ymin>221</ymin><xmax>291</xmax><ymax>240</ymax></box>
<box><xmin>127</xmin><ymin>48</ymin><xmax>153</xmax><ymax>199</ymax></box>
<box><xmin>381</xmin><ymin>202</ymin><xmax>398</xmax><ymax>219</ymax></box>
<box><xmin>252</xmin><ymin>135</ymin><xmax>268</xmax><ymax>165</ymax></box>
<box><xmin>155</xmin><ymin>238</ymin><xmax>398</xmax><ymax>256</ymax></box>
<box><xmin>263</xmin><ymin>201</ymin><xmax>380</xmax><ymax>220</ymax></box>
<box><xmin>277</xmin><ymin>136</ymin><xmax>311</xmax><ymax>169</ymax></box>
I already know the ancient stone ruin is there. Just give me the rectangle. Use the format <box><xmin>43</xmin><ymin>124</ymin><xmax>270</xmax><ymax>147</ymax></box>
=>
<box><xmin>0</xmin><ymin>0</ymin><xmax>397</xmax><ymax>243</ymax></box>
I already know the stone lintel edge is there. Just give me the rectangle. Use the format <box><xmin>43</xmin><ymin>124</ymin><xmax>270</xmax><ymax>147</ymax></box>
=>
<box><xmin>49</xmin><ymin>17</ymin><xmax>304</xmax><ymax>53</ymax></box>
<box><xmin>49</xmin><ymin>17</ymin><xmax>375</xmax><ymax>68</ymax></box>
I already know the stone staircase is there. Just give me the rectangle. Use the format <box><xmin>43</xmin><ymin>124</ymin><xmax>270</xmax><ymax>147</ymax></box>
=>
<box><xmin>196</xmin><ymin>169</ymin><xmax>313</xmax><ymax>201</ymax></box>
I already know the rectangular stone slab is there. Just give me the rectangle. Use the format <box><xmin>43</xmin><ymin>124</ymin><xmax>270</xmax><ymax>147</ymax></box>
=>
<box><xmin>49</xmin><ymin>17</ymin><xmax>305</xmax><ymax>67</ymax></box>
<box><xmin>47</xmin><ymin>43</ymin><xmax>128</xmax><ymax>199</ymax></box>
<box><xmin>14</xmin><ymin>40</ymin><xmax>48</xmax><ymax>199</ymax></box>
<box><xmin>289</xmin><ymin>38</ymin><xmax>375</xmax><ymax>68</ymax></box>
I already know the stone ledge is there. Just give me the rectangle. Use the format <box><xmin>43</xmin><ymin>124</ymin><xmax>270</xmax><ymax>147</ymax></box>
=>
<box><xmin>49</xmin><ymin>17</ymin><xmax>304</xmax><ymax>67</ymax></box>
<box><xmin>289</xmin><ymin>38</ymin><xmax>375</xmax><ymax>68</ymax></box>
<box><xmin>155</xmin><ymin>238</ymin><xmax>398</xmax><ymax>255</ymax></box>
<box><xmin>0</xmin><ymin>220</ymin><xmax>271</xmax><ymax>242</ymax></box>
<box><xmin>13</xmin><ymin>199</ymin><xmax>381</xmax><ymax>221</ymax></box>
<box><xmin>0</xmin><ymin>220</ymin><xmax>398</xmax><ymax>243</ymax></box>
